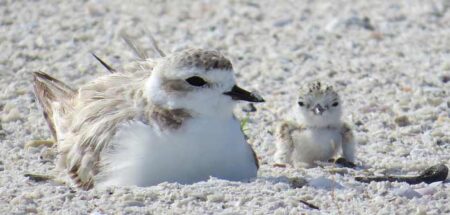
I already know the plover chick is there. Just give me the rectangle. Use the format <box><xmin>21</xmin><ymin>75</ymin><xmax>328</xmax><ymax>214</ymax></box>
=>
<box><xmin>32</xmin><ymin>48</ymin><xmax>264</xmax><ymax>189</ymax></box>
<box><xmin>274</xmin><ymin>81</ymin><xmax>355</xmax><ymax>168</ymax></box>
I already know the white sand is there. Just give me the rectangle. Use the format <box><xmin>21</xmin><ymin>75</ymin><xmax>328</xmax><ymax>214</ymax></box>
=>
<box><xmin>1</xmin><ymin>0</ymin><xmax>449</xmax><ymax>214</ymax></box>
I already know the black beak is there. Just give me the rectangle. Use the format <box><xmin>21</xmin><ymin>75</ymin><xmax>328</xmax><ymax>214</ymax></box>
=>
<box><xmin>312</xmin><ymin>104</ymin><xmax>326</xmax><ymax>115</ymax></box>
<box><xmin>224</xmin><ymin>85</ymin><xmax>265</xmax><ymax>102</ymax></box>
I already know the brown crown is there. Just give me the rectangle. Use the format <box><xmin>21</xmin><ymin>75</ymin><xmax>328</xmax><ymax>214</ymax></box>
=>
<box><xmin>298</xmin><ymin>81</ymin><xmax>338</xmax><ymax>98</ymax></box>
<box><xmin>172</xmin><ymin>49</ymin><xmax>233</xmax><ymax>71</ymax></box>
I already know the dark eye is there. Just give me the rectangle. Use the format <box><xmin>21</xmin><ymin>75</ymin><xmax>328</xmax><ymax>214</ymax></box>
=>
<box><xmin>298</xmin><ymin>101</ymin><xmax>305</xmax><ymax>107</ymax></box>
<box><xmin>185</xmin><ymin>76</ymin><xmax>207</xmax><ymax>87</ymax></box>
<box><xmin>332</xmin><ymin>102</ymin><xmax>339</xmax><ymax>107</ymax></box>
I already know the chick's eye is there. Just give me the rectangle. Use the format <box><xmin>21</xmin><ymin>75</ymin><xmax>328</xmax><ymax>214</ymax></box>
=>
<box><xmin>298</xmin><ymin>101</ymin><xmax>305</xmax><ymax>107</ymax></box>
<box><xmin>185</xmin><ymin>76</ymin><xmax>207</xmax><ymax>87</ymax></box>
<box><xmin>332</xmin><ymin>102</ymin><xmax>339</xmax><ymax>107</ymax></box>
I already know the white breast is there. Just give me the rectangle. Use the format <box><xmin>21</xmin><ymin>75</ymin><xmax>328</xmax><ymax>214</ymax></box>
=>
<box><xmin>291</xmin><ymin>128</ymin><xmax>342</xmax><ymax>166</ymax></box>
<box><xmin>97</xmin><ymin>117</ymin><xmax>257</xmax><ymax>187</ymax></box>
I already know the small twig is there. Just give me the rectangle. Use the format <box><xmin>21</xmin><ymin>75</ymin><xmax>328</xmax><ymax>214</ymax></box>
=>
<box><xmin>24</xmin><ymin>173</ymin><xmax>54</xmax><ymax>182</ymax></box>
<box><xmin>299</xmin><ymin>200</ymin><xmax>320</xmax><ymax>210</ymax></box>
<box><xmin>273</xmin><ymin>163</ymin><xmax>287</xmax><ymax>168</ymax></box>
<box><xmin>355</xmin><ymin>164</ymin><xmax>448</xmax><ymax>184</ymax></box>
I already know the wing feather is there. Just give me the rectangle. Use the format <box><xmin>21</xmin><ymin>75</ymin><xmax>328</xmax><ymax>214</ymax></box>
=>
<box><xmin>32</xmin><ymin>71</ymin><xmax>76</xmax><ymax>140</ymax></box>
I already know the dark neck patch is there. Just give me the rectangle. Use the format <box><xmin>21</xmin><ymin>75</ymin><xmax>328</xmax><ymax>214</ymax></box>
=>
<box><xmin>148</xmin><ymin>106</ymin><xmax>191</xmax><ymax>130</ymax></box>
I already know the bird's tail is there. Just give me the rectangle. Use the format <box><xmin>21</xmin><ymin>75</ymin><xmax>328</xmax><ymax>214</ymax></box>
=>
<box><xmin>32</xmin><ymin>71</ymin><xmax>76</xmax><ymax>141</ymax></box>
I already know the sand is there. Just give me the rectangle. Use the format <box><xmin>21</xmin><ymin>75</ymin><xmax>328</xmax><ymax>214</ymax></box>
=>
<box><xmin>0</xmin><ymin>0</ymin><xmax>449</xmax><ymax>214</ymax></box>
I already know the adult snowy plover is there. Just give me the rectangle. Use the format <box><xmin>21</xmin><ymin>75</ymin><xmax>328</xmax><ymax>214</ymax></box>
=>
<box><xmin>274</xmin><ymin>81</ymin><xmax>355</xmax><ymax>168</ymax></box>
<box><xmin>32</xmin><ymin>48</ymin><xmax>264</xmax><ymax>189</ymax></box>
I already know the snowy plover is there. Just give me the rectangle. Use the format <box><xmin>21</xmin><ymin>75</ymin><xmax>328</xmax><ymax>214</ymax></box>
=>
<box><xmin>32</xmin><ymin>48</ymin><xmax>264</xmax><ymax>189</ymax></box>
<box><xmin>274</xmin><ymin>81</ymin><xmax>355</xmax><ymax>168</ymax></box>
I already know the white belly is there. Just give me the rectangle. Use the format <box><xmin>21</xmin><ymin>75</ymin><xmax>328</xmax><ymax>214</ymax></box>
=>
<box><xmin>291</xmin><ymin>128</ymin><xmax>342</xmax><ymax>166</ymax></box>
<box><xmin>98</xmin><ymin>117</ymin><xmax>257</xmax><ymax>187</ymax></box>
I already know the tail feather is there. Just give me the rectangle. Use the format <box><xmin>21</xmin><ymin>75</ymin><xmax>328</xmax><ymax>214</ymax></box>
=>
<box><xmin>91</xmin><ymin>53</ymin><xmax>117</xmax><ymax>73</ymax></box>
<box><xmin>120</xmin><ymin>31</ymin><xmax>149</xmax><ymax>60</ymax></box>
<box><xmin>120</xmin><ymin>30</ymin><xmax>166</xmax><ymax>59</ymax></box>
<box><xmin>33</xmin><ymin>71</ymin><xmax>76</xmax><ymax>140</ymax></box>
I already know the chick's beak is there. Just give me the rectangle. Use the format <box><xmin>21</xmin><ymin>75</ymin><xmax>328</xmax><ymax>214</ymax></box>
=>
<box><xmin>312</xmin><ymin>104</ymin><xmax>326</xmax><ymax>115</ymax></box>
<box><xmin>224</xmin><ymin>85</ymin><xmax>265</xmax><ymax>102</ymax></box>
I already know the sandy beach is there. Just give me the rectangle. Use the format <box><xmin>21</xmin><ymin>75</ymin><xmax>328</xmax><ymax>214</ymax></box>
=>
<box><xmin>1</xmin><ymin>0</ymin><xmax>449</xmax><ymax>214</ymax></box>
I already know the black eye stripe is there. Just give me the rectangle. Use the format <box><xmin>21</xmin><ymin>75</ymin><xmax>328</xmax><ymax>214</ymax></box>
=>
<box><xmin>332</xmin><ymin>102</ymin><xmax>339</xmax><ymax>107</ymax></box>
<box><xmin>185</xmin><ymin>76</ymin><xmax>207</xmax><ymax>87</ymax></box>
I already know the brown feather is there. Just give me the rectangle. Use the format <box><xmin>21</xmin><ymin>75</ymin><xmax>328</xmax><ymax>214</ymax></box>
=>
<box><xmin>55</xmin><ymin>73</ymin><xmax>192</xmax><ymax>190</ymax></box>
<box><xmin>32</xmin><ymin>71</ymin><xmax>76</xmax><ymax>140</ymax></box>
<box><xmin>274</xmin><ymin>121</ymin><xmax>306</xmax><ymax>164</ymax></box>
